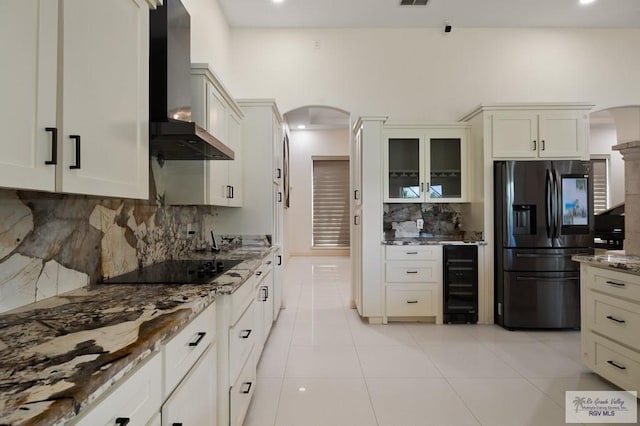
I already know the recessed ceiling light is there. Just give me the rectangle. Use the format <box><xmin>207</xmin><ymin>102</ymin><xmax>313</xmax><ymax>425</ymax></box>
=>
<box><xmin>298</xmin><ymin>387</ymin><xmax>306</xmax><ymax>392</ymax></box>
<box><xmin>273</xmin><ymin>0</ymin><xmax>285</xmax><ymax>3</ymax></box>
<box><xmin>297</xmin><ymin>125</ymin><xmax>306</xmax><ymax>129</ymax></box>
<box><xmin>579</xmin><ymin>0</ymin><xmax>596</xmax><ymax>4</ymax></box>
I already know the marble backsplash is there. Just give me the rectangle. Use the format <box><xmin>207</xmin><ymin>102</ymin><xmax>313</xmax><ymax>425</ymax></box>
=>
<box><xmin>0</xmin><ymin>189</ymin><xmax>218</xmax><ymax>313</ymax></box>
<box><xmin>383</xmin><ymin>203</ymin><xmax>482</xmax><ymax>240</ymax></box>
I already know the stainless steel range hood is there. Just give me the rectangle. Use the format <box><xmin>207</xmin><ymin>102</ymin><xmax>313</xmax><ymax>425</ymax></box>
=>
<box><xmin>149</xmin><ymin>0</ymin><xmax>233</xmax><ymax>161</ymax></box>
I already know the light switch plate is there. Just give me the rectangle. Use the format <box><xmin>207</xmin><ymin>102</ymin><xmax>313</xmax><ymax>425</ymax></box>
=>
<box><xmin>416</xmin><ymin>219</ymin><xmax>424</xmax><ymax>230</ymax></box>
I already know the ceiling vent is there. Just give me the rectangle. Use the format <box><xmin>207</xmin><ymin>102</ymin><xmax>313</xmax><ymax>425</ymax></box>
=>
<box><xmin>400</xmin><ymin>0</ymin><xmax>429</xmax><ymax>5</ymax></box>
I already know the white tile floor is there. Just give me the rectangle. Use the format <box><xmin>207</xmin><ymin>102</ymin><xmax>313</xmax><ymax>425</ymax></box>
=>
<box><xmin>243</xmin><ymin>256</ymin><xmax>638</xmax><ymax>426</ymax></box>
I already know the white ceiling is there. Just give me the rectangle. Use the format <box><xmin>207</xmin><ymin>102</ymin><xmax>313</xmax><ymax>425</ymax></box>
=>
<box><xmin>218</xmin><ymin>0</ymin><xmax>640</xmax><ymax>29</ymax></box>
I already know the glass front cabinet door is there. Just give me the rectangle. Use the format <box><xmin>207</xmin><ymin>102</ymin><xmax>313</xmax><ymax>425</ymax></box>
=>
<box><xmin>384</xmin><ymin>126</ymin><xmax>469</xmax><ymax>203</ymax></box>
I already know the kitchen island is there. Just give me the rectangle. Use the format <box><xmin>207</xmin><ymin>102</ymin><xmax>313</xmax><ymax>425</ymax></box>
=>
<box><xmin>0</xmin><ymin>246</ymin><xmax>272</xmax><ymax>425</ymax></box>
<box><xmin>573</xmin><ymin>252</ymin><xmax>640</xmax><ymax>397</ymax></box>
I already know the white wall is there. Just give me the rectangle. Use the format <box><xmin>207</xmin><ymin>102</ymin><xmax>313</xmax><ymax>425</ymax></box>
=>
<box><xmin>182</xmin><ymin>0</ymin><xmax>232</xmax><ymax>86</ymax></box>
<box><xmin>285</xmin><ymin>129</ymin><xmax>350</xmax><ymax>256</ymax></box>
<box><xmin>589</xmin><ymin>123</ymin><xmax>625</xmax><ymax>207</ymax></box>
<box><xmin>228</xmin><ymin>28</ymin><xmax>640</xmax><ymax>121</ymax></box>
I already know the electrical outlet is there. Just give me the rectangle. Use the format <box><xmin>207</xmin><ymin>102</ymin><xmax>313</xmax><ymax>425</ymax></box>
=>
<box><xmin>416</xmin><ymin>219</ymin><xmax>424</xmax><ymax>230</ymax></box>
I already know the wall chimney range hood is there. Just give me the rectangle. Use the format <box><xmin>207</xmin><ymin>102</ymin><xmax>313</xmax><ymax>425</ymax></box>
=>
<box><xmin>149</xmin><ymin>0</ymin><xmax>234</xmax><ymax>161</ymax></box>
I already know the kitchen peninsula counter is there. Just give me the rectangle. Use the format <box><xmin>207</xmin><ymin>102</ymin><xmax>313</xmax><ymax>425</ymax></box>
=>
<box><xmin>0</xmin><ymin>246</ymin><xmax>273</xmax><ymax>425</ymax></box>
<box><xmin>572</xmin><ymin>252</ymin><xmax>640</xmax><ymax>275</ymax></box>
<box><xmin>383</xmin><ymin>238</ymin><xmax>486</xmax><ymax>246</ymax></box>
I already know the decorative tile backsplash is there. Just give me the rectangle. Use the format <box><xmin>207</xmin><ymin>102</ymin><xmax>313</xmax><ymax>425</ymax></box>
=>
<box><xmin>383</xmin><ymin>203</ymin><xmax>481</xmax><ymax>240</ymax></box>
<box><xmin>0</xmin><ymin>189</ymin><xmax>217</xmax><ymax>313</ymax></box>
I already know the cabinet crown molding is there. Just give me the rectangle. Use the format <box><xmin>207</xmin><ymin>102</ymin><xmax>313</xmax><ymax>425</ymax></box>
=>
<box><xmin>460</xmin><ymin>102</ymin><xmax>595</xmax><ymax>122</ymax></box>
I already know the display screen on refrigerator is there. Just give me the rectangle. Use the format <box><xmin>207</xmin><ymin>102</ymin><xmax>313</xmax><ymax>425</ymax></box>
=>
<box><xmin>562</xmin><ymin>177</ymin><xmax>589</xmax><ymax>226</ymax></box>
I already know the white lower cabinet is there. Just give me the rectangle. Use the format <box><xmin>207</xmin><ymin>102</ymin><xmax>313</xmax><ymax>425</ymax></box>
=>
<box><xmin>580</xmin><ymin>264</ymin><xmax>640</xmax><ymax>394</ymax></box>
<box><xmin>71</xmin><ymin>354</ymin><xmax>162</xmax><ymax>426</ymax></box>
<box><xmin>229</xmin><ymin>350</ymin><xmax>257</xmax><ymax>426</ymax></box>
<box><xmin>162</xmin><ymin>344</ymin><xmax>217</xmax><ymax>426</ymax></box>
<box><xmin>384</xmin><ymin>245</ymin><xmax>443</xmax><ymax>324</ymax></box>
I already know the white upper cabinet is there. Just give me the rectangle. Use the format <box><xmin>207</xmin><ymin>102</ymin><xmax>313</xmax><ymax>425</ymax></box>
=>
<box><xmin>60</xmin><ymin>0</ymin><xmax>149</xmax><ymax>199</ymax></box>
<box><xmin>163</xmin><ymin>64</ymin><xmax>243</xmax><ymax>206</ymax></box>
<box><xmin>482</xmin><ymin>104</ymin><xmax>591</xmax><ymax>160</ymax></box>
<box><xmin>0</xmin><ymin>1</ymin><xmax>58</xmax><ymax>192</ymax></box>
<box><xmin>384</xmin><ymin>124</ymin><xmax>470</xmax><ymax>203</ymax></box>
<box><xmin>0</xmin><ymin>0</ymin><xmax>150</xmax><ymax>199</ymax></box>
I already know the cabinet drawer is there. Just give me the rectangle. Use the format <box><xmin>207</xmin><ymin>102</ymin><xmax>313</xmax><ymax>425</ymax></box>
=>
<box><xmin>386</xmin><ymin>285</ymin><xmax>437</xmax><ymax>317</ymax></box>
<box><xmin>588</xmin><ymin>291</ymin><xmax>640</xmax><ymax>352</ymax></box>
<box><xmin>229</xmin><ymin>301</ymin><xmax>256</xmax><ymax>385</ymax></box>
<box><xmin>73</xmin><ymin>354</ymin><xmax>162</xmax><ymax>426</ymax></box>
<box><xmin>386</xmin><ymin>245</ymin><xmax>441</xmax><ymax>261</ymax></box>
<box><xmin>589</xmin><ymin>333</ymin><xmax>640</xmax><ymax>393</ymax></box>
<box><xmin>230</xmin><ymin>274</ymin><xmax>258</xmax><ymax>324</ymax></box>
<box><xmin>230</xmin><ymin>350</ymin><xmax>256</xmax><ymax>426</ymax></box>
<box><xmin>386</xmin><ymin>261</ymin><xmax>439</xmax><ymax>283</ymax></box>
<box><xmin>164</xmin><ymin>303</ymin><xmax>216</xmax><ymax>396</ymax></box>
<box><xmin>589</xmin><ymin>267</ymin><xmax>640</xmax><ymax>301</ymax></box>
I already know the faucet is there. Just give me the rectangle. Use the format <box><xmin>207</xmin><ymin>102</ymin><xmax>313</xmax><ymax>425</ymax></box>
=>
<box><xmin>210</xmin><ymin>231</ymin><xmax>220</xmax><ymax>253</ymax></box>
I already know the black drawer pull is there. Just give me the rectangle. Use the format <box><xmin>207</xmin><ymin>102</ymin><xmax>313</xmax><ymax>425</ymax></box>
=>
<box><xmin>607</xmin><ymin>360</ymin><xmax>627</xmax><ymax>370</ymax></box>
<box><xmin>266</xmin><ymin>260</ymin><xmax>272</xmax><ymax>265</ymax></box>
<box><xmin>240</xmin><ymin>329</ymin><xmax>252</xmax><ymax>339</ymax></box>
<box><xmin>256</xmin><ymin>271</ymin><xmax>262</xmax><ymax>276</ymax></box>
<box><xmin>277</xmin><ymin>191</ymin><xmax>282</xmax><ymax>202</ymax></box>
<box><xmin>241</xmin><ymin>381</ymin><xmax>253</xmax><ymax>394</ymax></box>
<box><xmin>188</xmin><ymin>331</ymin><xmax>206</xmax><ymax>347</ymax></box>
<box><xmin>45</xmin><ymin>127</ymin><xmax>57</xmax><ymax>165</ymax></box>
<box><xmin>69</xmin><ymin>135</ymin><xmax>81</xmax><ymax>169</ymax></box>
<box><xmin>277</xmin><ymin>255</ymin><xmax>282</xmax><ymax>266</ymax></box>
<box><xmin>406</xmin><ymin>300</ymin><xmax>418</xmax><ymax>304</ymax></box>
<box><xmin>606</xmin><ymin>315</ymin><xmax>626</xmax><ymax>324</ymax></box>
<box><xmin>354</xmin><ymin>189</ymin><xmax>359</xmax><ymax>200</ymax></box>
<box><xmin>172</xmin><ymin>423</ymin><xmax>183</xmax><ymax>426</ymax></box>
<box><xmin>406</xmin><ymin>271</ymin><xmax>418</xmax><ymax>274</ymax></box>
<box><xmin>115</xmin><ymin>418</ymin><xmax>130</xmax><ymax>426</ymax></box>
<box><xmin>606</xmin><ymin>280</ymin><xmax>626</xmax><ymax>288</ymax></box>
<box><xmin>406</xmin><ymin>251</ymin><xmax>418</xmax><ymax>255</ymax></box>
<box><xmin>277</xmin><ymin>168</ymin><xmax>282</xmax><ymax>179</ymax></box>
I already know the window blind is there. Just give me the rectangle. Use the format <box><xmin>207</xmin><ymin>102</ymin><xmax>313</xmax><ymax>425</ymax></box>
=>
<box><xmin>312</xmin><ymin>159</ymin><xmax>350</xmax><ymax>248</ymax></box>
<box><xmin>591</xmin><ymin>157</ymin><xmax>609</xmax><ymax>214</ymax></box>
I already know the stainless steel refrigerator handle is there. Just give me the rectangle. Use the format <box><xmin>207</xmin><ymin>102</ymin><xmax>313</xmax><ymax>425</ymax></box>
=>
<box><xmin>545</xmin><ymin>169</ymin><xmax>553</xmax><ymax>238</ymax></box>
<box><xmin>516</xmin><ymin>276</ymin><xmax>580</xmax><ymax>281</ymax></box>
<box><xmin>552</xmin><ymin>169</ymin><xmax>561</xmax><ymax>239</ymax></box>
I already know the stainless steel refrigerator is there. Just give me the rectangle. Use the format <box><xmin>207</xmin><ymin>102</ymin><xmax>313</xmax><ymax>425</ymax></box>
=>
<box><xmin>494</xmin><ymin>160</ymin><xmax>594</xmax><ymax>329</ymax></box>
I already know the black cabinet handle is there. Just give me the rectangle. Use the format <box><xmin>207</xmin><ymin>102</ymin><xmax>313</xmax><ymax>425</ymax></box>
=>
<box><xmin>406</xmin><ymin>251</ymin><xmax>418</xmax><ymax>255</ymax></box>
<box><xmin>240</xmin><ymin>329</ymin><xmax>252</xmax><ymax>339</ymax></box>
<box><xmin>606</xmin><ymin>280</ymin><xmax>626</xmax><ymax>288</ymax></box>
<box><xmin>266</xmin><ymin>260</ymin><xmax>272</xmax><ymax>265</ymax></box>
<box><xmin>277</xmin><ymin>168</ymin><xmax>282</xmax><ymax>179</ymax></box>
<box><xmin>607</xmin><ymin>360</ymin><xmax>626</xmax><ymax>370</ymax></box>
<box><xmin>541</xmin><ymin>140</ymin><xmax>545</xmax><ymax>151</ymax></box>
<box><xmin>261</xmin><ymin>286</ymin><xmax>269</xmax><ymax>301</ymax></box>
<box><xmin>115</xmin><ymin>418</ymin><xmax>130</xmax><ymax>426</ymax></box>
<box><xmin>188</xmin><ymin>332</ymin><xmax>206</xmax><ymax>347</ymax></box>
<box><xmin>227</xmin><ymin>185</ymin><xmax>232</xmax><ymax>199</ymax></box>
<box><xmin>406</xmin><ymin>271</ymin><xmax>418</xmax><ymax>274</ymax></box>
<box><xmin>606</xmin><ymin>315</ymin><xmax>626</xmax><ymax>324</ymax></box>
<box><xmin>277</xmin><ymin>255</ymin><xmax>282</xmax><ymax>266</ymax></box>
<box><xmin>45</xmin><ymin>127</ymin><xmax>57</xmax><ymax>165</ymax></box>
<box><xmin>354</xmin><ymin>189</ymin><xmax>359</xmax><ymax>200</ymax></box>
<box><xmin>256</xmin><ymin>271</ymin><xmax>262</xmax><ymax>276</ymax></box>
<box><xmin>354</xmin><ymin>215</ymin><xmax>360</xmax><ymax>226</ymax></box>
<box><xmin>532</xmin><ymin>140</ymin><xmax>537</xmax><ymax>151</ymax></box>
<box><xmin>241</xmin><ymin>382</ymin><xmax>253</xmax><ymax>394</ymax></box>
<box><xmin>406</xmin><ymin>300</ymin><xmax>418</xmax><ymax>304</ymax></box>
<box><xmin>277</xmin><ymin>191</ymin><xmax>282</xmax><ymax>202</ymax></box>
<box><xmin>172</xmin><ymin>423</ymin><xmax>183</xmax><ymax>426</ymax></box>
<box><xmin>230</xmin><ymin>185</ymin><xmax>234</xmax><ymax>199</ymax></box>
<box><xmin>69</xmin><ymin>135</ymin><xmax>81</xmax><ymax>169</ymax></box>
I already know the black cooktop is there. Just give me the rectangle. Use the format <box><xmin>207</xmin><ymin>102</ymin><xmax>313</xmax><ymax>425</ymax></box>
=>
<box><xmin>100</xmin><ymin>259</ymin><xmax>244</xmax><ymax>284</ymax></box>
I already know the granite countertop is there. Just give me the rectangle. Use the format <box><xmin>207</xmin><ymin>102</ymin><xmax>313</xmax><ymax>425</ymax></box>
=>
<box><xmin>0</xmin><ymin>247</ymin><xmax>272</xmax><ymax>425</ymax></box>
<box><xmin>572</xmin><ymin>252</ymin><xmax>640</xmax><ymax>276</ymax></box>
<box><xmin>383</xmin><ymin>238</ymin><xmax>486</xmax><ymax>246</ymax></box>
